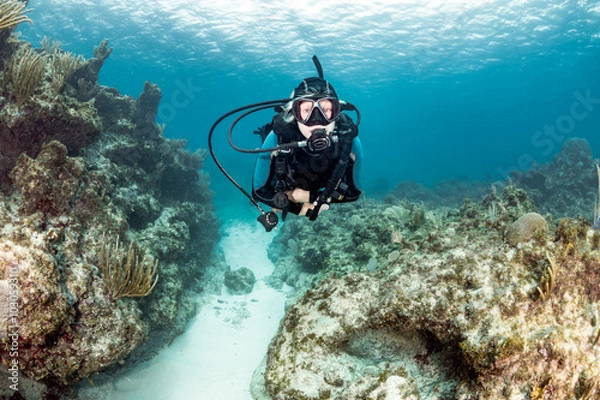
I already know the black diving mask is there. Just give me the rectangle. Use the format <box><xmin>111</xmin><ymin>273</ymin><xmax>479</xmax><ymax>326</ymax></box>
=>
<box><xmin>292</xmin><ymin>97</ymin><xmax>341</xmax><ymax>126</ymax></box>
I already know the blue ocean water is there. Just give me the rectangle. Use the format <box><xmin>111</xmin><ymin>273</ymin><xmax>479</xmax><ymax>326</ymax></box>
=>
<box><xmin>18</xmin><ymin>0</ymin><xmax>600</xmax><ymax>211</ymax></box>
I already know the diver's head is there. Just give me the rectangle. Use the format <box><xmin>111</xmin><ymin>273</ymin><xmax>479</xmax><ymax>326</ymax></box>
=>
<box><xmin>291</xmin><ymin>76</ymin><xmax>338</xmax><ymax>99</ymax></box>
<box><xmin>287</xmin><ymin>77</ymin><xmax>341</xmax><ymax>139</ymax></box>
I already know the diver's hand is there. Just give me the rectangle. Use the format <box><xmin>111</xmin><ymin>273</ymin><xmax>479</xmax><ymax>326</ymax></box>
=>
<box><xmin>335</xmin><ymin>113</ymin><xmax>358</xmax><ymax>140</ymax></box>
<box><xmin>299</xmin><ymin>202</ymin><xmax>329</xmax><ymax>217</ymax></box>
<box><xmin>286</xmin><ymin>188</ymin><xmax>310</xmax><ymax>203</ymax></box>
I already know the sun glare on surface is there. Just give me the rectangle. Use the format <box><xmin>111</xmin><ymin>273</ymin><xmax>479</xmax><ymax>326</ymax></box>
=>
<box><xmin>184</xmin><ymin>0</ymin><xmax>503</xmax><ymax>21</ymax></box>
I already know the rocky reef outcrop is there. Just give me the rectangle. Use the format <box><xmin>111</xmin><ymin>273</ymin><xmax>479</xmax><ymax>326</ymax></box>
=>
<box><xmin>0</xmin><ymin>20</ymin><xmax>219</xmax><ymax>397</ymax></box>
<box><xmin>257</xmin><ymin>143</ymin><xmax>600</xmax><ymax>399</ymax></box>
<box><xmin>385</xmin><ymin>138</ymin><xmax>598</xmax><ymax>224</ymax></box>
<box><xmin>511</xmin><ymin>137</ymin><xmax>598</xmax><ymax>220</ymax></box>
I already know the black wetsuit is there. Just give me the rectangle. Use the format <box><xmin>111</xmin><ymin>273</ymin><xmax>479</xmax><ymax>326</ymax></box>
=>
<box><xmin>252</xmin><ymin>126</ymin><xmax>363</xmax><ymax>215</ymax></box>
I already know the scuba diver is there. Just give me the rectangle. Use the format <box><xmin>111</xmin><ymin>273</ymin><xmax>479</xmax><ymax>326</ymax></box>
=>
<box><xmin>252</xmin><ymin>75</ymin><xmax>363</xmax><ymax>218</ymax></box>
<box><xmin>208</xmin><ymin>56</ymin><xmax>363</xmax><ymax>231</ymax></box>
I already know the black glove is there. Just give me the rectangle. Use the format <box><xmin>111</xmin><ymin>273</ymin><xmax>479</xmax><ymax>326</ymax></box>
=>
<box><xmin>335</xmin><ymin>113</ymin><xmax>358</xmax><ymax>141</ymax></box>
<box><xmin>272</xmin><ymin>113</ymin><xmax>299</xmax><ymax>142</ymax></box>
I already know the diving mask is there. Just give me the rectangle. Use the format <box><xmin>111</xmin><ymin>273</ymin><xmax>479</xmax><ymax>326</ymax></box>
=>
<box><xmin>292</xmin><ymin>97</ymin><xmax>341</xmax><ymax>126</ymax></box>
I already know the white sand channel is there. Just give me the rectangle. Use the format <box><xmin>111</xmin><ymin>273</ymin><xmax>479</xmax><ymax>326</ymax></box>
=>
<box><xmin>107</xmin><ymin>221</ymin><xmax>287</xmax><ymax>400</ymax></box>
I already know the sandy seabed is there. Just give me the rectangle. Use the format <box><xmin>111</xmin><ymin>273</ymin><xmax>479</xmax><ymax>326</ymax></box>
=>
<box><xmin>108</xmin><ymin>221</ymin><xmax>288</xmax><ymax>400</ymax></box>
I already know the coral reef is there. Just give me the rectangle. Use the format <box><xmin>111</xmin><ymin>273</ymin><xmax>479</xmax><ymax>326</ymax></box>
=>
<box><xmin>0</xmin><ymin>140</ymin><xmax>148</xmax><ymax>386</ymax></box>
<box><xmin>385</xmin><ymin>138</ymin><xmax>599</xmax><ymax>225</ymax></box>
<box><xmin>385</xmin><ymin>178</ymin><xmax>492</xmax><ymax>209</ymax></box>
<box><xmin>0</xmin><ymin>28</ymin><xmax>219</xmax><ymax>395</ymax></box>
<box><xmin>258</xmin><ymin>174</ymin><xmax>600</xmax><ymax>398</ymax></box>
<box><xmin>511</xmin><ymin>137</ymin><xmax>598</xmax><ymax>220</ymax></box>
<box><xmin>0</xmin><ymin>36</ymin><xmax>102</xmax><ymax>189</ymax></box>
